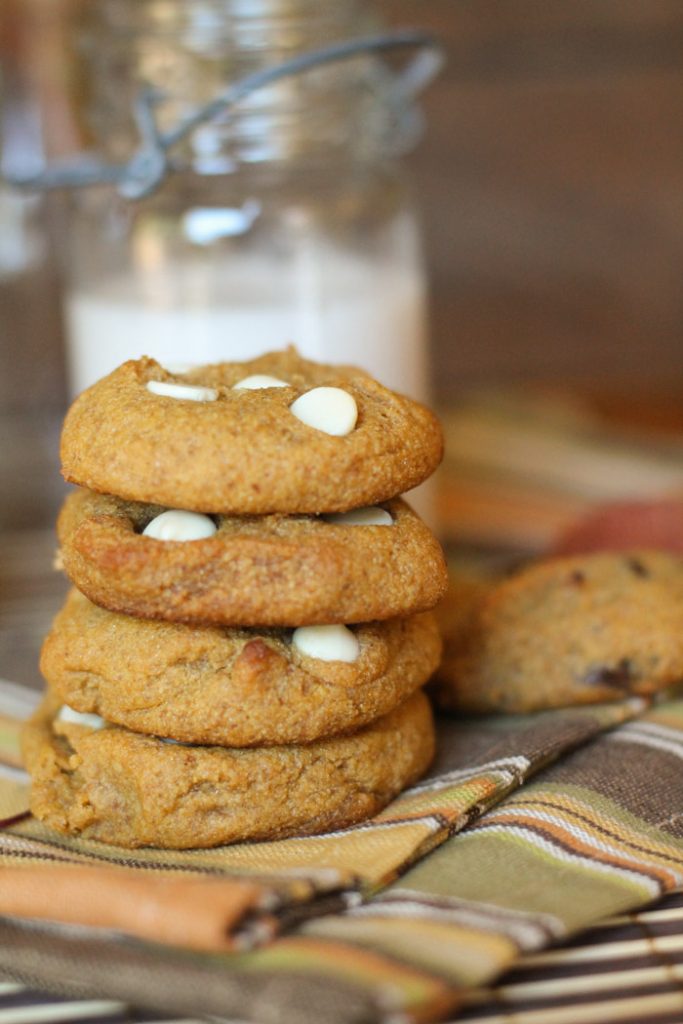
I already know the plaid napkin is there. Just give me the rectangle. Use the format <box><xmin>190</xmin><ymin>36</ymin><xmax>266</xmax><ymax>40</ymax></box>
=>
<box><xmin>1</xmin><ymin>681</ymin><xmax>680</xmax><ymax>1023</ymax></box>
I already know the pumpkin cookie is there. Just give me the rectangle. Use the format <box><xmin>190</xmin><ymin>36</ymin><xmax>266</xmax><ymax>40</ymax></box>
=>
<box><xmin>435</xmin><ymin>551</ymin><xmax>683</xmax><ymax>713</ymax></box>
<box><xmin>60</xmin><ymin>351</ymin><xmax>443</xmax><ymax>515</ymax></box>
<box><xmin>41</xmin><ymin>589</ymin><xmax>442</xmax><ymax>746</ymax></box>
<box><xmin>57</xmin><ymin>489</ymin><xmax>447</xmax><ymax>626</ymax></box>
<box><xmin>22</xmin><ymin>690</ymin><xmax>435</xmax><ymax>849</ymax></box>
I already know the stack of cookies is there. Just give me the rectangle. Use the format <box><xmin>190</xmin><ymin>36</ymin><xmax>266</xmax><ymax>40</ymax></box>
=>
<box><xmin>23</xmin><ymin>349</ymin><xmax>447</xmax><ymax>849</ymax></box>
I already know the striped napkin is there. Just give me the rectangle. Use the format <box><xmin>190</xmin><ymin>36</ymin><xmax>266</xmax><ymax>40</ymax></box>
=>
<box><xmin>2</xmin><ymin>680</ymin><xmax>683</xmax><ymax>1022</ymax></box>
<box><xmin>3</xmin><ymin>890</ymin><xmax>683</xmax><ymax>1024</ymax></box>
<box><xmin>0</xmin><ymin>682</ymin><xmax>638</xmax><ymax>953</ymax></box>
<box><xmin>297</xmin><ymin>696</ymin><xmax>683</xmax><ymax>1021</ymax></box>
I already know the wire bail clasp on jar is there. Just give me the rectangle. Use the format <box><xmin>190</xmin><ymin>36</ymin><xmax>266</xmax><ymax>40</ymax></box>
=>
<box><xmin>3</xmin><ymin>30</ymin><xmax>445</xmax><ymax>201</ymax></box>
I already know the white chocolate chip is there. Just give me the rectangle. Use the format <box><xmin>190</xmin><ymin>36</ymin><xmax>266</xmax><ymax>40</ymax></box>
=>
<box><xmin>292</xmin><ymin>624</ymin><xmax>360</xmax><ymax>663</ymax></box>
<box><xmin>143</xmin><ymin>510</ymin><xmax>217</xmax><ymax>542</ymax></box>
<box><xmin>324</xmin><ymin>506</ymin><xmax>393</xmax><ymax>527</ymax></box>
<box><xmin>147</xmin><ymin>380</ymin><xmax>218</xmax><ymax>402</ymax></box>
<box><xmin>57</xmin><ymin>705</ymin><xmax>107</xmax><ymax>730</ymax></box>
<box><xmin>233</xmin><ymin>375</ymin><xmax>289</xmax><ymax>390</ymax></box>
<box><xmin>289</xmin><ymin>387</ymin><xmax>357</xmax><ymax>436</ymax></box>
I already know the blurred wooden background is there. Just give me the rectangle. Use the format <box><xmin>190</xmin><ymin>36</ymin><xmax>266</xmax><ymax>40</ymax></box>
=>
<box><xmin>3</xmin><ymin>1</ymin><xmax>683</xmax><ymax>407</ymax></box>
<box><xmin>390</xmin><ymin>0</ymin><xmax>683</xmax><ymax>389</ymax></box>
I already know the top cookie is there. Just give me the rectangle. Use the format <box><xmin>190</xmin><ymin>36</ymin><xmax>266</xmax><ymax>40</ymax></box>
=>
<box><xmin>60</xmin><ymin>350</ymin><xmax>444</xmax><ymax>514</ymax></box>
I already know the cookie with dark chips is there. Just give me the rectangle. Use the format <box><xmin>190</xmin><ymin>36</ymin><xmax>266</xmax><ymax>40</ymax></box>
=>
<box><xmin>435</xmin><ymin>551</ymin><xmax>683</xmax><ymax>713</ymax></box>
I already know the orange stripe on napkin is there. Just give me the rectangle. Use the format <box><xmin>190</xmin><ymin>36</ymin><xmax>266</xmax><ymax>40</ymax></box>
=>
<box><xmin>0</xmin><ymin>863</ymin><xmax>275</xmax><ymax>951</ymax></box>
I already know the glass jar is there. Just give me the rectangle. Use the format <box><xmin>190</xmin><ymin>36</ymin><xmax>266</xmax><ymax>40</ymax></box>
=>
<box><xmin>64</xmin><ymin>0</ymin><xmax>431</xmax><ymax>405</ymax></box>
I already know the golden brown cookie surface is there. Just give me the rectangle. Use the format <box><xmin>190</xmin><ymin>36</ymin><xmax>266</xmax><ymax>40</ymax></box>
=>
<box><xmin>60</xmin><ymin>351</ymin><xmax>443</xmax><ymax>514</ymax></box>
<box><xmin>41</xmin><ymin>589</ymin><xmax>442</xmax><ymax>746</ymax></box>
<box><xmin>22</xmin><ymin>690</ymin><xmax>435</xmax><ymax>849</ymax></box>
<box><xmin>57</xmin><ymin>489</ymin><xmax>447</xmax><ymax>626</ymax></box>
<box><xmin>435</xmin><ymin>551</ymin><xmax>683</xmax><ymax>713</ymax></box>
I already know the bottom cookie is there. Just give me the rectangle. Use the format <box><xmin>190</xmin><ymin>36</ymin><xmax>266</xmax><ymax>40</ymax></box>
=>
<box><xmin>22</xmin><ymin>690</ymin><xmax>435</xmax><ymax>849</ymax></box>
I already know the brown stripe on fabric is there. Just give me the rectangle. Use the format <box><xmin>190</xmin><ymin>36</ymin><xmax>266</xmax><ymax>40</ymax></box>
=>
<box><xmin>493</xmin><ymin>797</ymin><xmax>683</xmax><ymax>868</ymax></box>
<box><xmin>638</xmin><ymin>891</ymin><xmax>683</xmax><ymax>910</ymax></box>
<box><xmin>510</xmin><ymin>895</ymin><xmax>683</xmax><ymax>957</ymax></box>
<box><xmin>0</xmin><ymin>846</ymin><xmax>101</xmax><ymax>867</ymax></box>
<box><xmin>0</xmin><ymin>812</ymin><xmax>30</xmax><ymax>828</ymax></box>
<box><xmin>458</xmin><ymin>998</ymin><xmax>683</xmax><ymax>1024</ymax></box>
<box><xmin>265</xmin><ymin>890</ymin><xmax>355</xmax><ymax>932</ymax></box>
<box><xmin>506</xmin><ymin>950</ymin><xmax>683</xmax><ymax>984</ymax></box>
<box><xmin>0</xmin><ymin>831</ymin><xmax>251</xmax><ymax>876</ymax></box>
<box><xmin>472</xmin><ymin>980</ymin><xmax>683</xmax><ymax>1014</ymax></box>
<box><xmin>543</xmin><ymin>741</ymin><xmax>683</xmax><ymax>834</ymax></box>
<box><xmin>589</xmin><ymin>917</ymin><xmax>683</xmax><ymax>940</ymax></box>
<box><xmin>276</xmin><ymin>813</ymin><xmax>448</xmax><ymax>834</ymax></box>
<box><xmin>0</xmin><ymin>918</ymin><xmax>383</xmax><ymax>1024</ymax></box>
<box><xmin>432</xmin><ymin>703</ymin><xmax>640</xmax><ymax>779</ymax></box>
<box><xmin>470</xmin><ymin>818</ymin><xmax>678</xmax><ymax>890</ymax></box>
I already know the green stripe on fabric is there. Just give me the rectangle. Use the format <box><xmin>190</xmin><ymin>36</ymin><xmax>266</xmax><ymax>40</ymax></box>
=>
<box><xmin>303</xmin><ymin>913</ymin><xmax>518</xmax><ymax>987</ymax></box>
